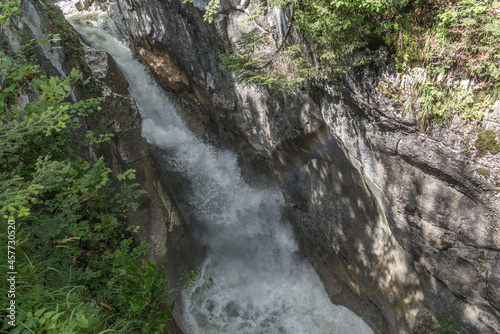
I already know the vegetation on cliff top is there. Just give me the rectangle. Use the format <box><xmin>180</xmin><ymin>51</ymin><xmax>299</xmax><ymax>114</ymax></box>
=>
<box><xmin>475</xmin><ymin>129</ymin><xmax>500</xmax><ymax>155</ymax></box>
<box><xmin>190</xmin><ymin>0</ymin><xmax>500</xmax><ymax>124</ymax></box>
<box><xmin>0</xmin><ymin>2</ymin><xmax>187</xmax><ymax>333</ymax></box>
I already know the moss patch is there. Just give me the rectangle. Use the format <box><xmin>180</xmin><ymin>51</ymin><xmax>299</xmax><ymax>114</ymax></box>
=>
<box><xmin>38</xmin><ymin>0</ymin><xmax>102</xmax><ymax>98</ymax></box>
<box><xmin>475</xmin><ymin>130</ymin><xmax>500</xmax><ymax>156</ymax></box>
<box><xmin>432</xmin><ymin>316</ymin><xmax>461</xmax><ymax>334</ymax></box>
<box><xmin>476</xmin><ymin>168</ymin><xmax>491</xmax><ymax>179</ymax></box>
<box><xmin>42</xmin><ymin>1</ymin><xmax>84</xmax><ymax>66</ymax></box>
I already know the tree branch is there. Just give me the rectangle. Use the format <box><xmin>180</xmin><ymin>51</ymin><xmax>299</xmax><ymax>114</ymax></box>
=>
<box><xmin>251</xmin><ymin>5</ymin><xmax>295</xmax><ymax>70</ymax></box>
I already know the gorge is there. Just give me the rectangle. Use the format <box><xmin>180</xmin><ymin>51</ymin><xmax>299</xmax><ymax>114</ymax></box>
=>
<box><xmin>2</xmin><ymin>0</ymin><xmax>499</xmax><ymax>333</ymax></box>
<box><xmin>66</xmin><ymin>11</ymin><xmax>374</xmax><ymax>333</ymax></box>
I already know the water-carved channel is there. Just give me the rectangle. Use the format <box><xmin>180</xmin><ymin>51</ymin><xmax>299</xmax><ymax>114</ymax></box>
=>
<box><xmin>68</xmin><ymin>12</ymin><xmax>374</xmax><ymax>334</ymax></box>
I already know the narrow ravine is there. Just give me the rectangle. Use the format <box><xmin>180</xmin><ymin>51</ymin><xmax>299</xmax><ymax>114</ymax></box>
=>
<box><xmin>67</xmin><ymin>12</ymin><xmax>375</xmax><ymax>334</ymax></box>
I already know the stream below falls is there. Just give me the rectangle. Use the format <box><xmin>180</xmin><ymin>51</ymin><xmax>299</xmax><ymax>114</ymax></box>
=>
<box><xmin>67</xmin><ymin>12</ymin><xmax>375</xmax><ymax>334</ymax></box>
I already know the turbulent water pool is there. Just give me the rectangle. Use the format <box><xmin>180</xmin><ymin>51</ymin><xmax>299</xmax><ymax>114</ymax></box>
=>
<box><xmin>67</xmin><ymin>12</ymin><xmax>375</xmax><ymax>334</ymax></box>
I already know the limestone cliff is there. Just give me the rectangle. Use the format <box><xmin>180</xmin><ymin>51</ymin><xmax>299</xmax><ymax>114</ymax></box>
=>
<box><xmin>57</xmin><ymin>0</ymin><xmax>500</xmax><ymax>333</ymax></box>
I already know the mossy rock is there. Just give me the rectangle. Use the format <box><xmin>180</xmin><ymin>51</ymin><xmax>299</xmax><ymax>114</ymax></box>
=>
<box><xmin>476</xmin><ymin>168</ymin><xmax>491</xmax><ymax>179</ymax></box>
<box><xmin>41</xmin><ymin>1</ymin><xmax>84</xmax><ymax>64</ymax></box>
<box><xmin>475</xmin><ymin>130</ymin><xmax>500</xmax><ymax>156</ymax></box>
<box><xmin>37</xmin><ymin>0</ymin><xmax>102</xmax><ymax>98</ymax></box>
<box><xmin>432</xmin><ymin>316</ymin><xmax>461</xmax><ymax>334</ymax></box>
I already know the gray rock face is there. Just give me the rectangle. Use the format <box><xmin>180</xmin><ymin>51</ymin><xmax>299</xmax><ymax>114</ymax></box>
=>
<box><xmin>57</xmin><ymin>0</ymin><xmax>500</xmax><ymax>333</ymax></box>
<box><xmin>328</xmin><ymin>64</ymin><xmax>500</xmax><ymax>332</ymax></box>
<box><xmin>412</xmin><ymin>308</ymin><xmax>440</xmax><ymax>334</ymax></box>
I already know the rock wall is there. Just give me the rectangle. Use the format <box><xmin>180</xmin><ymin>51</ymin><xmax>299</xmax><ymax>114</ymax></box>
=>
<box><xmin>321</xmin><ymin>66</ymin><xmax>500</xmax><ymax>334</ymax></box>
<box><xmin>57</xmin><ymin>0</ymin><xmax>500</xmax><ymax>333</ymax></box>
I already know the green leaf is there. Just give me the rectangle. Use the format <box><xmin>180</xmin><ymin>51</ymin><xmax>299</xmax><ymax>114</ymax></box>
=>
<box><xmin>77</xmin><ymin>316</ymin><xmax>89</xmax><ymax>328</ymax></box>
<box><xmin>52</xmin><ymin>312</ymin><xmax>66</xmax><ymax>321</ymax></box>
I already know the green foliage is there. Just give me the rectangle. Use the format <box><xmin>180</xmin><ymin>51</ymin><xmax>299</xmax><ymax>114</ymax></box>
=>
<box><xmin>0</xmin><ymin>0</ymin><xmax>21</xmax><ymax>24</ymax></box>
<box><xmin>202</xmin><ymin>0</ymin><xmax>221</xmax><ymax>23</ymax></box>
<box><xmin>475</xmin><ymin>130</ymin><xmax>500</xmax><ymax>155</ymax></box>
<box><xmin>40</xmin><ymin>0</ymin><xmax>100</xmax><ymax>93</ymax></box>
<box><xmin>0</xmin><ymin>32</ymin><xmax>67</xmax><ymax>119</ymax></box>
<box><xmin>415</xmin><ymin>81</ymin><xmax>451</xmax><ymax>124</ymax></box>
<box><xmin>176</xmin><ymin>267</ymin><xmax>213</xmax><ymax>291</ymax></box>
<box><xmin>219</xmin><ymin>29</ymin><xmax>310</xmax><ymax>93</ymax></box>
<box><xmin>411</xmin><ymin>80</ymin><xmax>491</xmax><ymax>124</ymax></box>
<box><xmin>476</xmin><ymin>167</ymin><xmax>491</xmax><ymax>179</ymax></box>
<box><xmin>192</xmin><ymin>0</ymin><xmax>412</xmax><ymax>92</ymax></box>
<box><xmin>85</xmin><ymin>130</ymin><xmax>115</xmax><ymax>145</ymax></box>
<box><xmin>95</xmin><ymin>240</ymin><xmax>174</xmax><ymax>333</ymax></box>
<box><xmin>434</xmin><ymin>0</ymin><xmax>500</xmax><ymax>79</ymax></box>
<box><xmin>432</xmin><ymin>316</ymin><xmax>461</xmax><ymax>334</ymax></box>
<box><xmin>391</xmin><ymin>0</ymin><xmax>500</xmax><ymax>123</ymax></box>
<box><xmin>0</xmin><ymin>5</ymin><xmax>182</xmax><ymax>334</ymax></box>
<box><xmin>188</xmin><ymin>0</ymin><xmax>499</xmax><ymax>124</ymax></box>
<box><xmin>294</xmin><ymin>0</ymin><xmax>408</xmax><ymax>73</ymax></box>
<box><xmin>182</xmin><ymin>0</ymin><xmax>221</xmax><ymax>23</ymax></box>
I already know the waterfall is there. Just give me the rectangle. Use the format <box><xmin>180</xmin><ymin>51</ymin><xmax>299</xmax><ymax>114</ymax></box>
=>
<box><xmin>67</xmin><ymin>12</ymin><xmax>375</xmax><ymax>334</ymax></box>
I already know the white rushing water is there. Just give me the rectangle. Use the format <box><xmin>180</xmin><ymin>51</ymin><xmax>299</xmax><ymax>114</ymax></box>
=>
<box><xmin>67</xmin><ymin>12</ymin><xmax>375</xmax><ymax>334</ymax></box>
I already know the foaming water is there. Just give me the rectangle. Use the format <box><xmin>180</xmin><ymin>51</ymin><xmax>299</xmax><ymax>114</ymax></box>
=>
<box><xmin>67</xmin><ymin>12</ymin><xmax>374</xmax><ymax>334</ymax></box>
